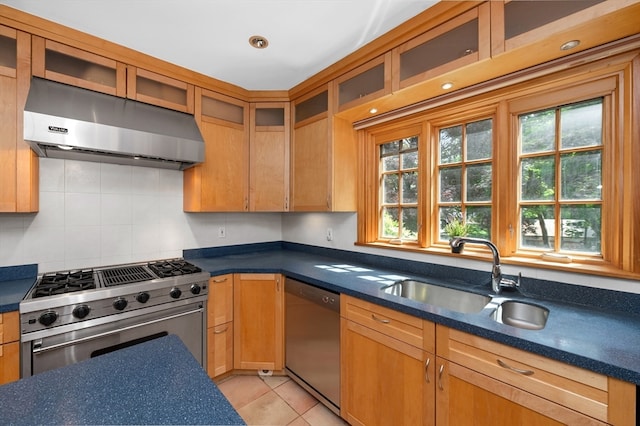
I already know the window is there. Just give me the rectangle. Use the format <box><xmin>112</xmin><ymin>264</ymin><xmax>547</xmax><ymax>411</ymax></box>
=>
<box><xmin>380</xmin><ymin>135</ymin><xmax>419</xmax><ymax>241</ymax></box>
<box><xmin>358</xmin><ymin>55</ymin><xmax>637</xmax><ymax>277</ymax></box>
<box><xmin>437</xmin><ymin>118</ymin><xmax>493</xmax><ymax>240</ymax></box>
<box><xmin>518</xmin><ymin>99</ymin><xmax>603</xmax><ymax>254</ymax></box>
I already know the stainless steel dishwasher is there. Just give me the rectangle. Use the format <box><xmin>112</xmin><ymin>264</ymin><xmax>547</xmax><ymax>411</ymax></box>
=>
<box><xmin>285</xmin><ymin>278</ymin><xmax>340</xmax><ymax>415</ymax></box>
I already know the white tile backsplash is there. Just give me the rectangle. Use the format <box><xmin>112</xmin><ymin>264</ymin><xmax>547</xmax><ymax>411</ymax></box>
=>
<box><xmin>30</xmin><ymin>192</ymin><xmax>65</xmax><ymax>228</ymax></box>
<box><xmin>100</xmin><ymin>163</ymin><xmax>132</xmax><ymax>194</ymax></box>
<box><xmin>39</xmin><ymin>158</ymin><xmax>65</xmax><ymax>192</ymax></box>
<box><xmin>65</xmin><ymin>193</ymin><xmax>101</xmax><ymax>227</ymax></box>
<box><xmin>101</xmin><ymin>194</ymin><xmax>133</xmax><ymax>225</ymax></box>
<box><xmin>0</xmin><ymin>226</ymin><xmax>25</xmax><ymax>266</ymax></box>
<box><xmin>100</xmin><ymin>225</ymin><xmax>132</xmax><ymax>258</ymax></box>
<box><xmin>64</xmin><ymin>225</ymin><xmax>101</xmax><ymax>267</ymax></box>
<box><xmin>132</xmin><ymin>194</ymin><xmax>159</xmax><ymax>224</ymax></box>
<box><xmin>0</xmin><ymin>158</ymin><xmax>283</xmax><ymax>272</ymax></box>
<box><xmin>132</xmin><ymin>167</ymin><xmax>160</xmax><ymax>195</ymax></box>
<box><xmin>65</xmin><ymin>160</ymin><xmax>101</xmax><ymax>193</ymax></box>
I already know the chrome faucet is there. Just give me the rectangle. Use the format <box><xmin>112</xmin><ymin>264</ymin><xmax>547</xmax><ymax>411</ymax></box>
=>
<box><xmin>450</xmin><ymin>237</ymin><xmax>520</xmax><ymax>294</ymax></box>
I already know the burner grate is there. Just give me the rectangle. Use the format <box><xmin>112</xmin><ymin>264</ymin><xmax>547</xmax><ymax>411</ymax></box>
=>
<box><xmin>101</xmin><ymin>266</ymin><xmax>155</xmax><ymax>287</ymax></box>
<box><xmin>33</xmin><ymin>269</ymin><xmax>96</xmax><ymax>297</ymax></box>
<box><xmin>148</xmin><ymin>259</ymin><xmax>201</xmax><ymax>278</ymax></box>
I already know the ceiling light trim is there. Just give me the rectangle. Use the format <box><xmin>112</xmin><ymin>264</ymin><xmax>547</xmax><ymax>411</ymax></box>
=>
<box><xmin>249</xmin><ymin>35</ymin><xmax>269</xmax><ymax>49</ymax></box>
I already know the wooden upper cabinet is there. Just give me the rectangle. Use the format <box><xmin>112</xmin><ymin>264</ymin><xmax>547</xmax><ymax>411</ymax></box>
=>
<box><xmin>126</xmin><ymin>66</ymin><xmax>194</xmax><ymax>113</ymax></box>
<box><xmin>490</xmin><ymin>0</ymin><xmax>626</xmax><ymax>56</ymax></box>
<box><xmin>0</xmin><ymin>26</ymin><xmax>17</xmax><ymax>77</ymax></box>
<box><xmin>249</xmin><ymin>102</ymin><xmax>290</xmax><ymax>212</ymax></box>
<box><xmin>335</xmin><ymin>53</ymin><xmax>391</xmax><ymax>112</ymax></box>
<box><xmin>0</xmin><ymin>25</ymin><xmax>38</xmax><ymax>213</ymax></box>
<box><xmin>291</xmin><ymin>85</ymin><xmax>357</xmax><ymax>212</ymax></box>
<box><xmin>294</xmin><ymin>87</ymin><xmax>329</xmax><ymax>124</ymax></box>
<box><xmin>32</xmin><ymin>36</ymin><xmax>126</xmax><ymax>96</ymax></box>
<box><xmin>392</xmin><ymin>4</ymin><xmax>490</xmax><ymax>92</ymax></box>
<box><xmin>184</xmin><ymin>88</ymin><xmax>249</xmax><ymax>212</ymax></box>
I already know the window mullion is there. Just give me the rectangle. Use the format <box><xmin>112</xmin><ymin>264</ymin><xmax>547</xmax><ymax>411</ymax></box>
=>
<box><xmin>554</xmin><ymin>107</ymin><xmax>562</xmax><ymax>253</ymax></box>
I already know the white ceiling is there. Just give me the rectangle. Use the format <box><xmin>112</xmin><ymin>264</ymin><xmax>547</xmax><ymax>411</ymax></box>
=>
<box><xmin>1</xmin><ymin>0</ymin><xmax>438</xmax><ymax>90</ymax></box>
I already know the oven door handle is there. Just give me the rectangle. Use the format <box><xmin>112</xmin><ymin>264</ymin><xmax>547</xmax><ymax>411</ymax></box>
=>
<box><xmin>32</xmin><ymin>307</ymin><xmax>204</xmax><ymax>354</ymax></box>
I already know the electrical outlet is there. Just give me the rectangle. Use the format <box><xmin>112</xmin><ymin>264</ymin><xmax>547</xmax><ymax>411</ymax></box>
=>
<box><xmin>218</xmin><ymin>226</ymin><xmax>226</xmax><ymax>238</ymax></box>
<box><xmin>326</xmin><ymin>227</ymin><xmax>333</xmax><ymax>241</ymax></box>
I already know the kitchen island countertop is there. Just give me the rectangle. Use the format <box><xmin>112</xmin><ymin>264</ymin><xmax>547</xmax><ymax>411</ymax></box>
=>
<box><xmin>0</xmin><ymin>334</ymin><xmax>244</xmax><ymax>425</ymax></box>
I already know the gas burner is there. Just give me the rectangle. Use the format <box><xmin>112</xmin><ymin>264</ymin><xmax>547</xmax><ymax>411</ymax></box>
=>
<box><xmin>147</xmin><ymin>259</ymin><xmax>202</xmax><ymax>278</ymax></box>
<box><xmin>33</xmin><ymin>269</ymin><xmax>96</xmax><ymax>298</ymax></box>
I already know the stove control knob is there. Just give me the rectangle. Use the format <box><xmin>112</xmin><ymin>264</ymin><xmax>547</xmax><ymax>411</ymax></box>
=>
<box><xmin>190</xmin><ymin>284</ymin><xmax>201</xmax><ymax>295</ymax></box>
<box><xmin>170</xmin><ymin>287</ymin><xmax>182</xmax><ymax>299</ymax></box>
<box><xmin>38</xmin><ymin>311</ymin><xmax>58</xmax><ymax>327</ymax></box>
<box><xmin>113</xmin><ymin>297</ymin><xmax>128</xmax><ymax>311</ymax></box>
<box><xmin>136</xmin><ymin>292</ymin><xmax>150</xmax><ymax>304</ymax></box>
<box><xmin>72</xmin><ymin>304</ymin><xmax>91</xmax><ymax>319</ymax></box>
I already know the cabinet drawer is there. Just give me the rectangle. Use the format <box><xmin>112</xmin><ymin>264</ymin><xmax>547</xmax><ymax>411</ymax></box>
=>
<box><xmin>342</xmin><ymin>295</ymin><xmax>434</xmax><ymax>351</ymax></box>
<box><xmin>207</xmin><ymin>321</ymin><xmax>233</xmax><ymax>379</ymax></box>
<box><xmin>436</xmin><ymin>325</ymin><xmax>632</xmax><ymax>423</ymax></box>
<box><xmin>208</xmin><ymin>274</ymin><xmax>233</xmax><ymax>327</ymax></box>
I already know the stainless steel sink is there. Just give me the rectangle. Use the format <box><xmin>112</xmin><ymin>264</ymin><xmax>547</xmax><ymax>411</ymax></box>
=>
<box><xmin>491</xmin><ymin>300</ymin><xmax>549</xmax><ymax>330</ymax></box>
<box><xmin>381</xmin><ymin>280</ymin><xmax>492</xmax><ymax>314</ymax></box>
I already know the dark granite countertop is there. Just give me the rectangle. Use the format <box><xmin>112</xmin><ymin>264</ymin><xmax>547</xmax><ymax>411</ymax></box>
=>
<box><xmin>0</xmin><ymin>264</ymin><xmax>36</xmax><ymax>313</ymax></box>
<box><xmin>0</xmin><ymin>334</ymin><xmax>244</xmax><ymax>425</ymax></box>
<box><xmin>185</xmin><ymin>242</ymin><xmax>640</xmax><ymax>386</ymax></box>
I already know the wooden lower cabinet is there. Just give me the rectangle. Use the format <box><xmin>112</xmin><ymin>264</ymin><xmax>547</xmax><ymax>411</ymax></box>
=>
<box><xmin>0</xmin><ymin>311</ymin><xmax>20</xmax><ymax>385</ymax></box>
<box><xmin>233</xmin><ymin>273</ymin><xmax>284</xmax><ymax>371</ymax></box>
<box><xmin>435</xmin><ymin>357</ymin><xmax>605</xmax><ymax>425</ymax></box>
<box><xmin>340</xmin><ymin>295</ymin><xmax>435</xmax><ymax>425</ymax></box>
<box><xmin>207</xmin><ymin>323</ymin><xmax>233</xmax><ymax>378</ymax></box>
<box><xmin>341</xmin><ymin>319</ymin><xmax>435</xmax><ymax>426</ymax></box>
<box><xmin>436</xmin><ymin>325</ymin><xmax>636</xmax><ymax>426</ymax></box>
<box><xmin>340</xmin><ymin>300</ymin><xmax>636</xmax><ymax>426</ymax></box>
<box><xmin>206</xmin><ymin>274</ymin><xmax>233</xmax><ymax>378</ymax></box>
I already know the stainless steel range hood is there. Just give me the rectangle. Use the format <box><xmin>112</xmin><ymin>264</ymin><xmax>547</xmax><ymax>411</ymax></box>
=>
<box><xmin>24</xmin><ymin>77</ymin><xmax>204</xmax><ymax>170</ymax></box>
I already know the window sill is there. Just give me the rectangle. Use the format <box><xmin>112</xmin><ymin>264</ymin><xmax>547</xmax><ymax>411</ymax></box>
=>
<box><xmin>356</xmin><ymin>241</ymin><xmax>640</xmax><ymax>281</ymax></box>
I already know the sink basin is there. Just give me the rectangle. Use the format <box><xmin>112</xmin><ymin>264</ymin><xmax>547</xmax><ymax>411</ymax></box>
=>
<box><xmin>381</xmin><ymin>280</ymin><xmax>492</xmax><ymax>314</ymax></box>
<box><xmin>491</xmin><ymin>300</ymin><xmax>549</xmax><ymax>330</ymax></box>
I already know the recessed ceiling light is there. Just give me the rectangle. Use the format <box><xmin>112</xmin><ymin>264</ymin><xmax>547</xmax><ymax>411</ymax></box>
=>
<box><xmin>560</xmin><ymin>40</ymin><xmax>580</xmax><ymax>51</ymax></box>
<box><xmin>369</xmin><ymin>108</ymin><xmax>378</xmax><ymax>114</ymax></box>
<box><xmin>249</xmin><ymin>35</ymin><xmax>269</xmax><ymax>49</ymax></box>
<box><xmin>441</xmin><ymin>82</ymin><xmax>454</xmax><ymax>90</ymax></box>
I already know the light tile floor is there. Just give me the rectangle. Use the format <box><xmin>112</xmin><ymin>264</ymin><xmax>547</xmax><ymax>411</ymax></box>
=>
<box><xmin>217</xmin><ymin>374</ymin><xmax>348</xmax><ymax>426</ymax></box>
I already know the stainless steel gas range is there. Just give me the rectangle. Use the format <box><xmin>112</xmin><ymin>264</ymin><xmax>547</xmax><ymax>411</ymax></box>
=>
<box><xmin>20</xmin><ymin>258</ymin><xmax>210</xmax><ymax>377</ymax></box>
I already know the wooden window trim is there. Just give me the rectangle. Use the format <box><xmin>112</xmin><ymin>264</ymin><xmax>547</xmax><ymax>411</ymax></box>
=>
<box><xmin>357</xmin><ymin>49</ymin><xmax>640</xmax><ymax>280</ymax></box>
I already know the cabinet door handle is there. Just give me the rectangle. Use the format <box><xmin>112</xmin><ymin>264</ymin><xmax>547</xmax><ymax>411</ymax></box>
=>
<box><xmin>497</xmin><ymin>359</ymin><xmax>534</xmax><ymax>376</ymax></box>
<box><xmin>424</xmin><ymin>358</ymin><xmax>431</xmax><ymax>383</ymax></box>
<box><xmin>212</xmin><ymin>278</ymin><xmax>228</xmax><ymax>283</ymax></box>
<box><xmin>214</xmin><ymin>326</ymin><xmax>229</xmax><ymax>334</ymax></box>
<box><xmin>438</xmin><ymin>364</ymin><xmax>444</xmax><ymax>390</ymax></box>
<box><xmin>371</xmin><ymin>314</ymin><xmax>390</xmax><ymax>324</ymax></box>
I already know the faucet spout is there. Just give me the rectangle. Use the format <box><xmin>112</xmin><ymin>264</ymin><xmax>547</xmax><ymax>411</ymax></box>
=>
<box><xmin>450</xmin><ymin>237</ymin><xmax>519</xmax><ymax>294</ymax></box>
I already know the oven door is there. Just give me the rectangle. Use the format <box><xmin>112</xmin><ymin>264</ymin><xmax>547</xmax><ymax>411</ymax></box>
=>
<box><xmin>22</xmin><ymin>301</ymin><xmax>205</xmax><ymax>377</ymax></box>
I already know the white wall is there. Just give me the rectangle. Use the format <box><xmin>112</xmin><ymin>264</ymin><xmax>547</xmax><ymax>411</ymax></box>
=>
<box><xmin>0</xmin><ymin>158</ymin><xmax>282</xmax><ymax>272</ymax></box>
